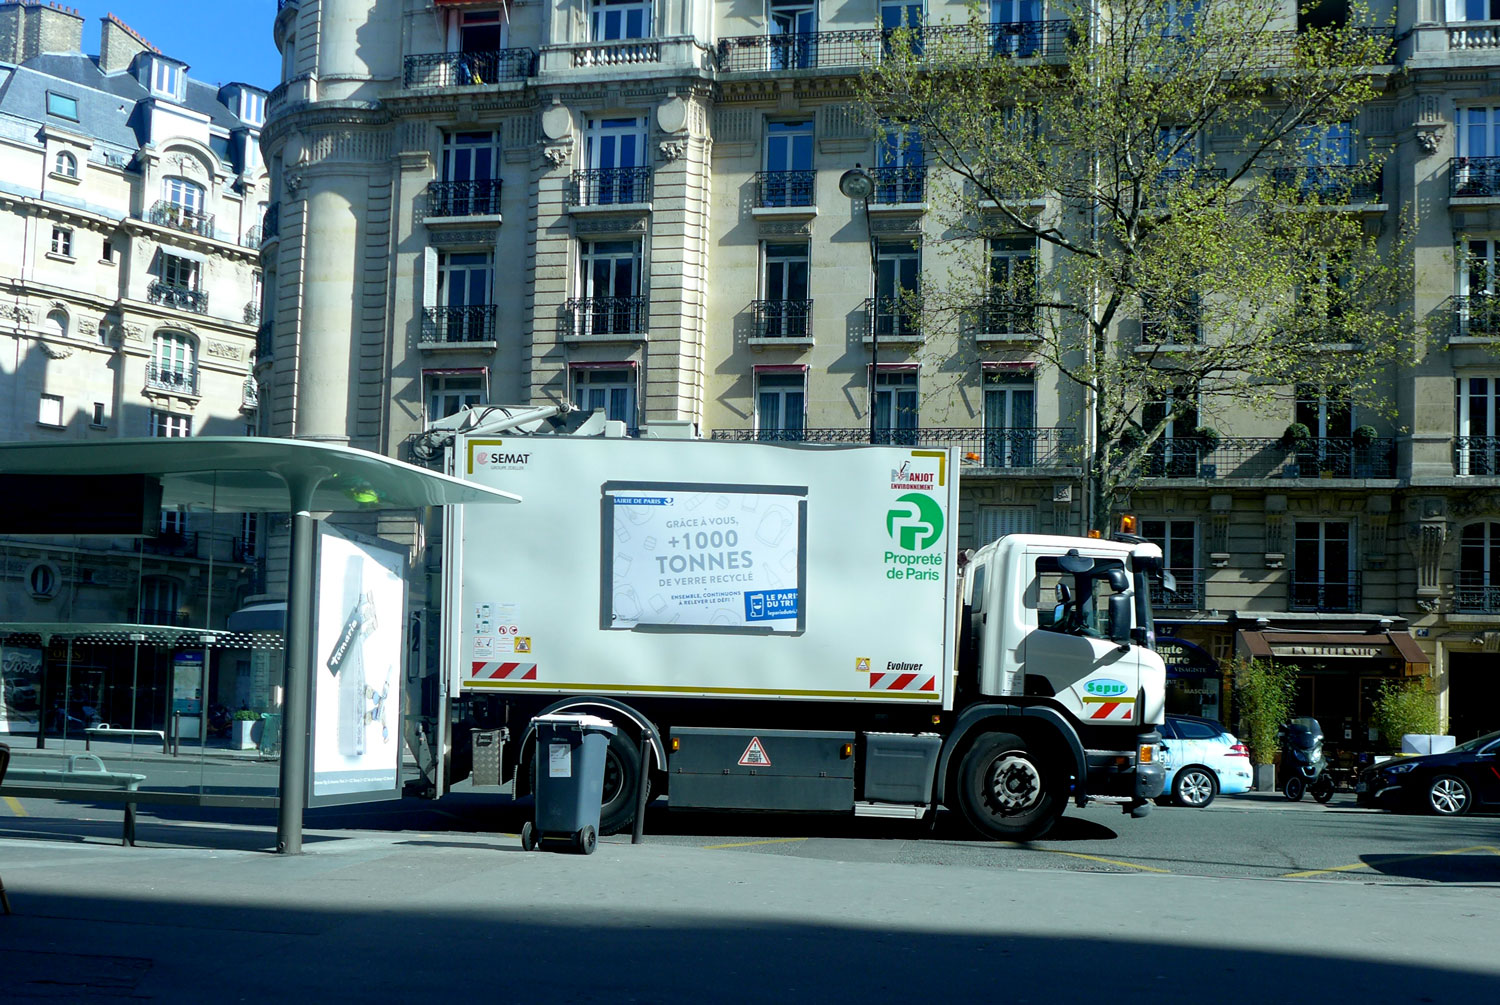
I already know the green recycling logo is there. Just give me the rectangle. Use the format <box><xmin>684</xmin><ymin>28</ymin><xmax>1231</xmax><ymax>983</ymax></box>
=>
<box><xmin>886</xmin><ymin>493</ymin><xmax>944</xmax><ymax>551</ymax></box>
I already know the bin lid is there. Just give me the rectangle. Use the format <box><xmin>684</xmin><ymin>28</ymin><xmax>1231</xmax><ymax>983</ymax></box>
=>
<box><xmin>532</xmin><ymin>712</ymin><xmax>617</xmax><ymax>734</ymax></box>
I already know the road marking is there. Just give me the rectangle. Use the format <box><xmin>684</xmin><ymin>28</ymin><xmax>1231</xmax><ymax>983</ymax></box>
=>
<box><xmin>702</xmin><ymin>837</ymin><xmax>809</xmax><ymax>850</ymax></box>
<box><xmin>1282</xmin><ymin>845</ymin><xmax>1500</xmax><ymax>879</ymax></box>
<box><xmin>1042</xmin><ymin>850</ymin><xmax>1171</xmax><ymax>873</ymax></box>
<box><xmin>3</xmin><ymin>796</ymin><xmax>26</xmax><ymax>816</ymax></box>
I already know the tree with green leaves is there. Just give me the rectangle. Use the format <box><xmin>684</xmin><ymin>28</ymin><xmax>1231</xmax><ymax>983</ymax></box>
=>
<box><xmin>857</xmin><ymin>0</ymin><xmax>1411</xmax><ymax>531</ymax></box>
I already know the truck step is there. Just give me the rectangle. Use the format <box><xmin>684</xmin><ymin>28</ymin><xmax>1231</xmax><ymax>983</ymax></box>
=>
<box><xmin>853</xmin><ymin>802</ymin><xmax>928</xmax><ymax>819</ymax></box>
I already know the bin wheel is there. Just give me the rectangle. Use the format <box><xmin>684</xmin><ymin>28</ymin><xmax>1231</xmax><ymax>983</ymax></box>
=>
<box><xmin>520</xmin><ymin>821</ymin><xmax>536</xmax><ymax>851</ymax></box>
<box><xmin>578</xmin><ymin>825</ymin><xmax>597</xmax><ymax>855</ymax></box>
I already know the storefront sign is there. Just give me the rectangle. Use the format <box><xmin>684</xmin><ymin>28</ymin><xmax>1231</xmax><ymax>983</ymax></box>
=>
<box><xmin>1272</xmin><ymin>645</ymin><xmax>1386</xmax><ymax>658</ymax></box>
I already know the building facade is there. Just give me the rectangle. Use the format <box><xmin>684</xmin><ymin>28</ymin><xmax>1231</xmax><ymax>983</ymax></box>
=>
<box><xmin>0</xmin><ymin>4</ymin><xmax>271</xmax><ymax>733</ymax></box>
<box><xmin>260</xmin><ymin>0</ymin><xmax>1500</xmax><ymax>744</ymax></box>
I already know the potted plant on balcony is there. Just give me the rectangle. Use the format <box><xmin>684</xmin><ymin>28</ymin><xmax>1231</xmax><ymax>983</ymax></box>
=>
<box><xmin>1351</xmin><ymin>424</ymin><xmax>1378</xmax><ymax>477</ymax></box>
<box><xmin>230</xmin><ymin>708</ymin><xmax>260</xmax><ymax>750</ymax></box>
<box><xmin>1193</xmin><ymin>426</ymin><xmax>1220</xmax><ymax>478</ymax></box>
<box><xmin>1281</xmin><ymin>422</ymin><xmax>1318</xmax><ymax>477</ymax></box>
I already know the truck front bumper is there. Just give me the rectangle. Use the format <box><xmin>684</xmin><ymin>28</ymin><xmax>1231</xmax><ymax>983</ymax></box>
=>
<box><xmin>1081</xmin><ymin>731</ymin><xmax>1164</xmax><ymax>806</ymax></box>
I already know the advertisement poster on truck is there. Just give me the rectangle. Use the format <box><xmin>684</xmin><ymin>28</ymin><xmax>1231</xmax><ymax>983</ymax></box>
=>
<box><xmin>446</xmin><ymin>437</ymin><xmax>959</xmax><ymax>705</ymax></box>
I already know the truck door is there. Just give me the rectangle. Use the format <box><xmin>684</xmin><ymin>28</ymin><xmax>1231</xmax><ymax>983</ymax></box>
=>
<box><xmin>1020</xmin><ymin>552</ymin><xmax>1145</xmax><ymax>726</ymax></box>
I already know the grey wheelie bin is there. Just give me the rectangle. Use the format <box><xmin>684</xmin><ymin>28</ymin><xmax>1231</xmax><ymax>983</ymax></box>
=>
<box><xmin>521</xmin><ymin>713</ymin><xmax>617</xmax><ymax>854</ymax></box>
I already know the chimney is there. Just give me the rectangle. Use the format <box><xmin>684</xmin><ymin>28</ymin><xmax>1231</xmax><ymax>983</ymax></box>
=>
<box><xmin>98</xmin><ymin>11</ymin><xmax>156</xmax><ymax>74</ymax></box>
<box><xmin>0</xmin><ymin>2</ymin><xmax>84</xmax><ymax>63</ymax></box>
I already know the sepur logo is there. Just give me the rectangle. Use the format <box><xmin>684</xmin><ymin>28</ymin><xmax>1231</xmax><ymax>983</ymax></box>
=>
<box><xmin>887</xmin><ymin>492</ymin><xmax>944</xmax><ymax>551</ymax></box>
<box><xmin>1085</xmin><ymin>678</ymin><xmax>1130</xmax><ymax>698</ymax></box>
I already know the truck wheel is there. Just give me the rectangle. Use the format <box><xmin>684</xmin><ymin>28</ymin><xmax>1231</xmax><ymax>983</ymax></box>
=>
<box><xmin>957</xmin><ymin>731</ymin><xmax>1061</xmax><ymax>841</ymax></box>
<box><xmin>599</xmin><ymin>731</ymin><xmax>648</xmax><ymax>836</ymax></box>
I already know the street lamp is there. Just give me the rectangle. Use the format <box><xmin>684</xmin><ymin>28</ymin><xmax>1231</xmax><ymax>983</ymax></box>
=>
<box><xmin>839</xmin><ymin>164</ymin><xmax>879</xmax><ymax>444</ymax></box>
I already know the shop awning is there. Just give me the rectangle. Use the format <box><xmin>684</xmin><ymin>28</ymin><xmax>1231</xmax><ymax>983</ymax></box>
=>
<box><xmin>1237</xmin><ymin>630</ymin><xmax>1429</xmax><ymax>675</ymax></box>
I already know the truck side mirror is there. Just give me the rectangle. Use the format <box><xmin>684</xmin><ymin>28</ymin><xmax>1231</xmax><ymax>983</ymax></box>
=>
<box><xmin>1107</xmin><ymin>594</ymin><xmax>1131</xmax><ymax>642</ymax></box>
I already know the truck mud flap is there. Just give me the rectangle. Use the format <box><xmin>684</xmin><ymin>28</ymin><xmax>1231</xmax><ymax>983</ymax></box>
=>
<box><xmin>668</xmin><ymin>727</ymin><xmax>854</xmax><ymax>812</ymax></box>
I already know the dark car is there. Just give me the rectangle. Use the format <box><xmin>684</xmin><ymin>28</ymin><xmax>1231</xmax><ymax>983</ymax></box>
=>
<box><xmin>1357</xmin><ymin>730</ymin><xmax>1500</xmax><ymax>816</ymax></box>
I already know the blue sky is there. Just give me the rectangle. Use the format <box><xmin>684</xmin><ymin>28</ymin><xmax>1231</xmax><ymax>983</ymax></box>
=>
<box><xmin>65</xmin><ymin>1</ymin><xmax>282</xmax><ymax>89</ymax></box>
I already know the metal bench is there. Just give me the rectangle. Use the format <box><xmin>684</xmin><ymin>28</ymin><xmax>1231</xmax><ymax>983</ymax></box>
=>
<box><xmin>4</xmin><ymin>753</ymin><xmax>149</xmax><ymax>845</ymax></box>
<box><xmin>84</xmin><ymin>726</ymin><xmax>168</xmax><ymax>754</ymax></box>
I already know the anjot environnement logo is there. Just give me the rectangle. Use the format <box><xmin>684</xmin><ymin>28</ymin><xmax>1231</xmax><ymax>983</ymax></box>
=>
<box><xmin>884</xmin><ymin>492</ymin><xmax>944</xmax><ymax>581</ymax></box>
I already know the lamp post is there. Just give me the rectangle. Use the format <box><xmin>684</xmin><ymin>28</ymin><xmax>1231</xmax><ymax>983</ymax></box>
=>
<box><xmin>839</xmin><ymin>164</ymin><xmax>878</xmax><ymax>444</ymax></box>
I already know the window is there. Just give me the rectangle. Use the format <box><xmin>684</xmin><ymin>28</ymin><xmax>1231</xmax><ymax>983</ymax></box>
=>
<box><xmin>769</xmin><ymin>0</ymin><xmax>818</xmax><ymax>69</ymax></box>
<box><xmin>1295</xmin><ymin>384</ymin><xmax>1352</xmax><ymax>439</ymax></box>
<box><xmin>761</xmin><ymin>120</ymin><xmax>814</xmax><ymax>207</ymax></box>
<box><xmin>1034</xmin><ymin>554</ymin><xmax>1125</xmax><ymax>636</ymax></box>
<box><xmin>426</xmin><ymin>372</ymin><xmax>486</xmax><ymax>425</ymax></box>
<box><xmin>50</xmin><ymin>227</ymin><xmax>73</xmax><ymax>257</ymax></box>
<box><xmin>432</xmin><ymin>251</ymin><xmax>494</xmax><ymax>341</ymax></box>
<box><xmin>160</xmin><ymin>507</ymin><xmax>189</xmax><ymax>538</ymax></box>
<box><xmin>991</xmin><ymin>0</ymin><xmax>1043</xmax><ymax>56</ymax></box>
<box><xmin>442</xmin><ymin>130</ymin><xmax>500</xmax><ymax>183</ymax></box>
<box><xmin>46</xmin><ymin>92</ymin><xmax>78</xmax><ymax>120</ymax></box>
<box><xmin>151</xmin><ymin>331</ymin><xmax>198</xmax><ymax>393</ymax></box>
<box><xmin>1297</xmin><ymin>121</ymin><xmax>1353</xmax><ymax>166</ymax></box>
<box><xmin>875</xmin><ymin>239</ymin><xmax>921</xmax><ymax>337</ymax></box>
<box><xmin>140</xmin><ymin>577</ymin><xmax>182</xmax><ymax>625</ymax></box>
<box><xmin>1457</xmin><ymin>375</ymin><xmax>1500</xmax><ymax>475</ymax></box>
<box><xmin>1458</xmin><ymin>107</ymin><xmax>1500</xmax><ymax>160</ymax></box>
<box><xmin>977</xmin><ymin>505</ymin><xmax>1035</xmax><ymax>540</ymax></box>
<box><xmin>151</xmin><ymin>60</ymin><xmax>183</xmax><ymax>98</ymax></box>
<box><xmin>591</xmin><ymin>0</ymin><xmax>651</xmax><ymax>41</ymax></box>
<box><xmin>760</xmin><ymin>242</ymin><xmax>810</xmax><ymax>337</ymax></box>
<box><xmin>577</xmin><ymin>240</ymin><xmax>643</xmax><ymax>335</ymax></box>
<box><xmin>162</xmin><ymin>254</ymin><xmax>200</xmax><ymax>290</ymax></box>
<box><xmin>240</xmin><ymin>90</ymin><xmax>266</xmax><ymax>125</ymax></box>
<box><xmin>572</xmin><ymin>368</ymin><xmax>637</xmax><ymax>429</ymax></box>
<box><xmin>756</xmin><ymin>372</ymin><xmax>806</xmax><ymax>440</ymax></box>
<box><xmin>45</xmin><ymin>309</ymin><xmax>68</xmax><ymax>339</ymax></box>
<box><xmin>456</xmin><ymin>8</ymin><xmax>505</xmax><ymax>51</ymax></box>
<box><xmin>1451</xmin><ymin>1</ymin><xmax>1500</xmax><ymax>22</ymax></box>
<box><xmin>240</xmin><ymin>512</ymin><xmax>260</xmax><ymax>560</ymax></box>
<box><xmin>986</xmin><ymin>237</ymin><xmax>1036</xmax><ymax>334</ymax></box>
<box><xmin>1143</xmin><ymin>519</ymin><xmax>1198</xmax><ymax>607</ymax></box>
<box><xmin>880</xmin><ymin>0</ymin><xmax>924</xmax><ymax>56</ymax></box>
<box><xmin>1458</xmin><ymin>239</ymin><xmax>1500</xmax><ymax>337</ymax></box>
<box><xmin>873</xmin><ymin>370</ymin><xmax>918</xmax><ymax>445</ymax></box>
<box><xmin>875</xmin><ymin>126</ymin><xmax>924</xmax><ymax>202</ymax></box>
<box><xmin>38</xmin><ymin>394</ymin><xmax>63</xmax><ymax>427</ymax></box>
<box><xmin>101</xmin><ymin>239</ymin><xmax>116</xmax><ymax>263</ymax></box>
<box><xmin>1143</xmin><ymin>385</ymin><xmax>1200</xmax><ymax>476</ymax></box>
<box><xmin>1292</xmin><ymin>521</ymin><xmax>1354</xmax><ymax>610</ymax></box>
<box><xmin>1458</xmin><ymin>522</ymin><xmax>1500</xmax><ymax>613</ymax></box>
<box><xmin>583</xmin><ymin>116</ymin><xmax>647</xmax><ymax>204</ymax></box>
<box><xmin>983</xmin><ymin>370</ymin><xmax>1036</xmax><ymax>467</ymax></box>
<box><xmin>53</xmin><ymin>150</ymin><xmax>77</xmax><ymax>177</ymax></box>
<box><xmin>1158</xmin><ymin>0</ymin><xmax>1204</xmax><ymax>38</ymax></box>
<box><xmin>162</xmin><ymin>177</ymin><xmax>206</xmax><ymax>215</ymax></box>
<box><xmin>91</xmin><ymin>402</ymin><xmax>106</xmax><ymax>427</ymax></box>
<box><xmin>150</xmin><ymin>409</ymin><xmax>191</xmax><ymax>437</ymax></box>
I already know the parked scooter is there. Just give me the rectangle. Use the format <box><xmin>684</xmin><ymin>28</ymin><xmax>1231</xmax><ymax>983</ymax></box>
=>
<box><xmin>1279</xmin><ymin>717</ymin><xmax>1335</xmax><ymax>803</ymax></box>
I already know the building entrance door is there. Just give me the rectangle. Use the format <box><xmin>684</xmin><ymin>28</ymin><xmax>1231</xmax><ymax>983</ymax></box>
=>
<box><xmin>1448</xmin><ymin>652</ymin><xmax>1497</xmax><ymax>742</ymax></box>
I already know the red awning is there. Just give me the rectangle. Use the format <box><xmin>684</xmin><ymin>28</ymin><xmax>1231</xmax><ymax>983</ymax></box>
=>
<box><xmin>869</xmin><ymin>362</ymin><xmax>921</xmax><ymax>372</ymax></box>
<box><xmin>981</xmin><ymin>360</ymin><xmax>1037</xmax><ymax>371</ymax></box>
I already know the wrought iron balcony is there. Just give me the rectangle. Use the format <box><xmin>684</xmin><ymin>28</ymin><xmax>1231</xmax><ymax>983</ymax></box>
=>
<box><xmin>255</xmin><ymin>322</ymin><xmax>274</xmax><ymax>361</ymax></box>
<box><xmin>1290</xmin><ymin>576</ymin><xmax>1361</xmax><ymax>613</ymax></box>
<box><xmin>1138</xmin><ymin>436</ymin><xmax>1396</xmax><ymax>480</ymax></box>
<box><xmin>1269</xmin><ymin>165</ymin><xmax>1382</xmax><ymax>203</ymax></box>
<box><xmin>1454</xmin><ymin>581</ymin><xmax>1500</xmax><ymax>613</ymax></box>
<box><xmin>1150</xmin><ymin>570</ymin><xmax>1206</xmax><ymax>610</ymax></box>
<box><xmin>427</xmin><ymin>179</ymin><xmax>503</xmax><ymax>216</ymax></box>
<box><xmin>1448</xmin><ymin>294</ymin><xmax>1500</xmax><ymax>339</ymax></box>
<box><xmin>1455</xmin><ymin>436</ymin><xmax>1500</xmax><ymax>476</ymax></box>
<box><xmin>870</xmin><ymin>166</ymin><xmax>926</xmax><ymax>204</ymax></box>
<box><xmin>752</xmin><ymin>299</ymin><xmax>813</xmax><ymax>339</ymax></box>
<box><xmin>1450</xmin><ymin>156</ymin><xmax>1500</xmax><ymax>198</ymax></box>
<box><xmin>711</xmin><ymin>426</ymin><xmax>1078</xmax><ymax>467</ymax></box>
<box><xmin>421</xmin><ymin>304</ymin><xmax>496</xmax><ymax>343</ymax></box>
<box><xmin>145</xmin><ymin>361</ymin><xmax>200</xmax><ymax>395</ymax></box>
<box><xmin>147</xmin><ymin>200</ymin><xmax>215</xmax><ymax>238</ymax></box>
<box><xmin>864</xmin><ymin>295</ymin><xmax>923</xmax><ymax>339</ymax></box>
<box><xmin>142</xmin><ymin>531</ymin><xmax>199</xmax><ymax>557</ymax></box>
<box><xmin>147</xmin><ymin>281</ymin><xmax>209</xmax><ymax>314</ymax></box>
<box><xmin>137</xmin><ymin>607</ymin><xmax>190</xmax><ymax>625</ymax></box>
<box><xmin>243</xmin><ymin>302</ymin><xmax>261</xmax><ymax>324</ymax></box>
<box><xmin>262</xmin><ymin>204</ymin><xmax>280</xmax><ymax>240</ymax></box>
<box><xmin>715</xmin><ymin>20</ymin><xmax>1074</xmax><ymax>73</ymax></box>
<box><xmin>755</xmin><ymin>170</ymin><xmax>816</xmax><ymax>208</ymax></box>
<box><xmin>568</xmin><ymin>167</ymin><xmax>652</xmax><ymax>206</ymax></box>
<box><xmin>402</xmin><ymin>48</ymin><xmax>537</xmax><ymax>88</ymax></box>
<box><xmin>566</xmin><ymin>296</ymin><xmax>649</xmax><ymax>337</ymax></box>
<box><xmin>975</xmin><ymin>298</ymin><xmax>1037</xmax><ymax>338</ymax></box>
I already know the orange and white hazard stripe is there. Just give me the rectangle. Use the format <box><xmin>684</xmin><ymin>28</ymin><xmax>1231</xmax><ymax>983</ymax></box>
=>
<box><xmin>471</xmin><ymin>661</ymin><xmax>537</xmax><ymax>681</ymax></box>
<box><xmin>869</xmin><ymin>672</ymin><xmax>937</xmax><ymax>692</ymax></box>
<box><xmin>1083</xmin><ymin>696</ymin><xmax>1135</xmax><ymax>721</ymax></box>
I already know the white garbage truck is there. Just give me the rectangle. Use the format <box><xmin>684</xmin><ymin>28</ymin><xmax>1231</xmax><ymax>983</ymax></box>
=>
<box><xmin>428</xmin><ymin>430</ymin><xmax>1167</xmax><ymax>840</ymax></box>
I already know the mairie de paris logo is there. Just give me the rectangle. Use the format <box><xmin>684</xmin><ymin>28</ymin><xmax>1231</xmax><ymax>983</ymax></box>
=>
<box><xmin>886</xmin><ymin>493</ymin><xmax>944</xmax><ymax>551</ymax></box>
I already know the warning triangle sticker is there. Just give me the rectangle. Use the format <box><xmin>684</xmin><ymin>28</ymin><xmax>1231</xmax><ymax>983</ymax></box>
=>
<box><xmin>738</xmin><ymin>736</ymin><xmax>772</xmax><ymax>767</ymax></box>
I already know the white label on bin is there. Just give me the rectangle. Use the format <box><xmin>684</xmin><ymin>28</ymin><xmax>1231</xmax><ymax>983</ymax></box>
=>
<box><xmin>548</xmin><ymin>742</ymin><xmax>572</xmax><ymax>778</ymax></box>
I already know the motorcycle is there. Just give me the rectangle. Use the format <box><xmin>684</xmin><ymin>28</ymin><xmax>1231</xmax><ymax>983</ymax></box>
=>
<box><xmin>1279</xmin><ymin>717</ymin><xmax>1335</xmax><ymax>803</ymax></box>
<box><xmin>206</xmin><ymin>703</ymin><xmax>234</xmax><ymax>738</ymax></box>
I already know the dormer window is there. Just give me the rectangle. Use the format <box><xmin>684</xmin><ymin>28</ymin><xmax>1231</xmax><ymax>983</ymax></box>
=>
<box><xmin>241</xmin><ymin>91</ymin><xmax>266</xmax><ymax>125</ymax></box>
<box><xmin>46</xmin><ymin>91</ymin><xmax>79</xmax><ymax>120</ymax></box>
<box><xmin>150</xmin><ymin>58</ymin><xmax>185</xmax><ymax>100</ymax></box>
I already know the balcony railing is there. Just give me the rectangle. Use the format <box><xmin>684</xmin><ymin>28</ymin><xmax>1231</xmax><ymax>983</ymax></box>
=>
<box><xmin>262</xmin><ymin>204</ymin><xmax>280</xmax><ymax>241</ymax></box>
<box><xmin>147</xmin><ymin>200</ymin><xmax>215</xmax><ymax>238</ymax></box>
<box><xmin>242</xmin><ymin>225</ymin><xmax>263</xmax><ymax>249</ymax></box>
<box><xmin>571</xmin><ymin>39</ymin><xmax>661</xmax><ymax>67</ymax></box>
<box><xmin>566</xmin><ymin>297</ymin><xmax>649</xmax><ymax>337</ymax></box>
<box><xmin>1454</xmin><ymin>581</ymin><xmax>1500</xmax><ymax>613</ymax></box>
<box><xmin>1137</xmin><ymin>436</ymin><xmax>1396</xmax><ymax>480</ymax></box>
<box><xmin>752</xmin><ymin>299</ymin><xmax>813</xmax><ymax>339</ymax></box>
<box><xmin>147</xmin><ymin>281</ymin><xmax>209</xmax><ymax>314</ymax></box>
<box><xmin>402</xmin><ymin>48</ymin><xmax>537</xmax><ymax>88</ymax></box>
<box><xmin>569</xmin><ymin>167</ymin><xmax>652</xmax><ymax>206</ymax></box>
<box><xmin>421</xmin><ymin>305</ymin><xmax>496</xmax><ymax>343</ymax></box>
<box><xmin>1157</xmin><ymin>167</ymin><xmax>1228</xmax><ymax>188</ymax></box>
<box><xmin>243</xmin><ymin>302</ymin><xmax>261</xmax><ymax>325</ymax></box>
<box><xmin>975</xmin><ymin>298</ymin><xmax>1037</xmax><ymax>337</ymax></box>
<box><xmin>427</xmin><ymin>180</ymin><xmax>503</xmax><ymax>216</ymax></box>
<box><xmin>1290</xmin><ymin>576</ymin><xmax>1361</xmax><ymax>613</ymax></box>
<box><xmin>870</xmin><ymin>166</ymin><xmax>926</xmax><ymax>204</ymax></box>
<box><xmin>142</xmin><ymin>532</ymin><xmax>199</xmax><ymax>557</ymax></box>
<box><xmin>715</xmin><ymin>20</ymin><xmax>1074</xmax><ymax>73</ymax></box>
<box><xmin>711</xmin><ymin>426</ymin><xmax>1078</xmax><ymax>466</ymax></box>
<box><xmin>755</xmin><ymin>169</ymin><xmax>816</xmax><ymax>208</ymax></box>
<box><xmin>145</xmin><ymin>361</ymin><xmax>200</xmax><ymax>396</ymax></box>
<box><xmin>1270</xmin><ymin>165</ymin><xmax>1382</xmax><ymax>203</ymax></box>
<box><xmin>256</xmin><ymin>322</ymin><xmax>274</xmax><ymax>361</ymax></box>
<box><xmin>1455</xmin><ymin>436</ymin><xmax>1500</xmax><ymax>476</ymax></box>
<box><xmin>137</xmin><ymin>608</ymin><xmax>190</xmax><ymax>626</ymax></box>
<box><xmin>1448</xmin><ymin>294</ymin><xmax>1500</xmax><ymax>338</ymax></box>
<box><xmin>1150</xmin><ymin>570</ymin><xmax>1206</xmax><ymax>610</ymax></box>
<box><xmin>1451</xmin><ymin>156</ymin><xmax>1500</xmax><ymax>198</ymax></box>
<box><xmin>865</xmin><ymin>295</ymin><xmax>923</xmax><ymax>339</ymax></box>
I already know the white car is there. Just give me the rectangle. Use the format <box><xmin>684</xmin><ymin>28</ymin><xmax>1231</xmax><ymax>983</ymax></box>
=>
<box><xmin>1157</xmin><ymin>714</ymin><xmax>1253</xmax><ymax>808</ymax></box>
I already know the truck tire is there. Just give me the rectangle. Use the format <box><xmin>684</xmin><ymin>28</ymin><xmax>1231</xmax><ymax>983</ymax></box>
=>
<box><xmin>599</xmin><ymin>729</ymin><xmax>648</xmax><ymax>836</ymax></box>
<box><xmin>957</xmin><ymin>731</ymin><xmax>1061</xmax><ymax>841</ymax></box>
